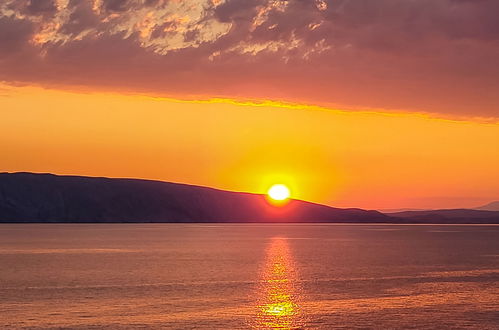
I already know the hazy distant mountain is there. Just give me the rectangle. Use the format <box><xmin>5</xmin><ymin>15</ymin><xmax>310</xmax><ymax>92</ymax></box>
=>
<box><xmin>379</xmin><ymin>208</ymin><xmax>428</xmax><ymax>213</ymax></box>
<box><xmin>387</xmin><ymin>209</ymin><xmax>499</xmax><ymax>224</ymax></box>
<box><xmin>473</xmin><ymin>201</ymin><xmax>499</xmax><ymax>211</ymax></box>
<box><xmin>0</xmin><ymin>172</ymin><xmax>390</xmax><ymax>223</ymax></box>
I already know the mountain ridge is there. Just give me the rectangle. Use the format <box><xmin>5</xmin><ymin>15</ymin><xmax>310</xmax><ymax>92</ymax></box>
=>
<box><xmin>0</xmin><ymin>172</ymin><xmax>388</xmax><ymax>223</ymax></box>
<box><xmin>1</xmin><ymin>172</ymin><xmax>498</xmax><ymax>224</ymax></box>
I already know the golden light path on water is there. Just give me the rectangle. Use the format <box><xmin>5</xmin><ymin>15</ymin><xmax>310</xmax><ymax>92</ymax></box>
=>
<box><xmin>253</xmin><ymin>237</ymin><xmax>304</xmax><ymax>329</ymax></box>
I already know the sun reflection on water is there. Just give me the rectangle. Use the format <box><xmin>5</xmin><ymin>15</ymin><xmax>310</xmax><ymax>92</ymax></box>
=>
<box><xmin>253</xmin><ymin>237</ymin><xmax>304</xmax><ymax>329</ymax></box>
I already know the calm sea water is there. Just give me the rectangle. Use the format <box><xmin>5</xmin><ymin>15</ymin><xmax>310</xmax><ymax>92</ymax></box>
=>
<box><xmin>0</xmin><ymin>224</ymin><xmax>498</xmax><ymax>329</ymax></box>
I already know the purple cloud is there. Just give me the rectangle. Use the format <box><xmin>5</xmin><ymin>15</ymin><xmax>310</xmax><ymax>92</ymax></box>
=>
<box><xmin>0</xmin><ymin>0</ymin><xmax>498</xmax><ymax>119</ymax></box>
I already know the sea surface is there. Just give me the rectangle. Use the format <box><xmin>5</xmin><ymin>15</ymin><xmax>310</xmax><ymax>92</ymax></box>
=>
<box><xmin>0</xmin><ymin>224</ymin><xmax>498</xmax><ymax>329</ymax></box>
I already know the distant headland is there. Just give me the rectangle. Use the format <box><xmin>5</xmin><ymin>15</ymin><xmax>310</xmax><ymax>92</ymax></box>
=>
<box><xmin>0</xmin><ymin>172</ymin><xmax>498</xmax><ymax>224</ymax></box>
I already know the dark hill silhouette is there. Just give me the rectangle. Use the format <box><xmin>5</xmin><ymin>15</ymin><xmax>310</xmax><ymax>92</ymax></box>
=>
<box><xmin>1</xmin><ymin>173</ymin><xmax>498</xmax><ymax>223</ymax></box>
<box><xmin>0</xmin><ymin>172</ymin><xmax>390</xmax><ymax>223</ymax></box>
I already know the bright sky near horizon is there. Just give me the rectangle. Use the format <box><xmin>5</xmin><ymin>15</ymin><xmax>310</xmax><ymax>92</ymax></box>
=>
<box><xmin>1</xmin><ymin>0</ymin><xmax>499</xmax><ymax>209</ymax></box>
<box><xmin>1</xmin><ymin>84</ymin><xmax>498</xmax><ymax>210</ymax></box>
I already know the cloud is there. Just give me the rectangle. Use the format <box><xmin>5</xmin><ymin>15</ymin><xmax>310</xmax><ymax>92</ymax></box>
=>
<box><xmin>7</xmin><ymin>0</ymin><xmax>57</xmax><ymax>18</ymax></box>
<box><xmin>0</xmin><ymin>0</ymin><xmax>498</xmax><ymax>119</ymax></box>
<box><xmin>0</xmin><ymin>16</ymin><xmax>34</xmax><ymax>55</ymax></box>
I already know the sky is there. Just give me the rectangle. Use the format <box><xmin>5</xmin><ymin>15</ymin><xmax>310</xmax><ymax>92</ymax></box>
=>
<box><xmin>1</xmin><ymin>0</ymin><xmax>498</xmax><ymax>209</ymax></box>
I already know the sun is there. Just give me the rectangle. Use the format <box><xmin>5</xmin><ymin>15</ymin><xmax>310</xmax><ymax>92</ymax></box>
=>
<box><xmin>267</xmin><ymin>184</ymin><xmax>290</xmax><ymax>201</ymax></box>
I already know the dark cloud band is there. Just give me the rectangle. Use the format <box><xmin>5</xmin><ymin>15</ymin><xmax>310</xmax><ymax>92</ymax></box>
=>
<box><xmin>0</xmin><ymin>0</ymin><xmax>498</xmax><ymax>119</ymax></box>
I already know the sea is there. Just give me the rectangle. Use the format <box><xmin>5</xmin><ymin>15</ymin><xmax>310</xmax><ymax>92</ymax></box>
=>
<box><xmin>0</xmin><ymin>224</ymin><xmax>498</xmax><ymax>329</ymax></box>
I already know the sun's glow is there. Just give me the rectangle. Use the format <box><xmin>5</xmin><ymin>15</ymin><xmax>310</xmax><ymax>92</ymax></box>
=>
<box><xmin>268</xmin><ymin>184</ymin><xmax>290</xmax><ymax>201</ymax></box>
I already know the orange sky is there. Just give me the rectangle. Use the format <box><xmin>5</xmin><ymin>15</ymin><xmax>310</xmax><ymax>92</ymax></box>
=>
<box><xmin>1</xmin><ymin>84</ymin><xmax>498</xmax><ymax>210</ymax></box>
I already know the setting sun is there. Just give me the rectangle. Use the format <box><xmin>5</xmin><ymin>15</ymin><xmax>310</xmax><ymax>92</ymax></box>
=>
<box><xmin>268</xmin><ymin>184</ymin><xmax>291</xmax><ymax>201</ymax></box>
